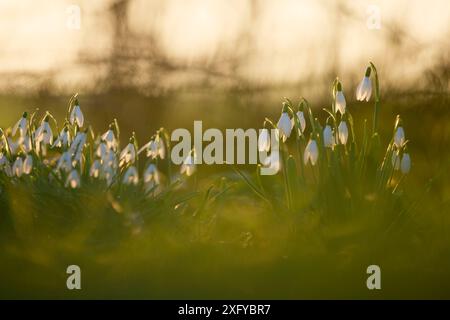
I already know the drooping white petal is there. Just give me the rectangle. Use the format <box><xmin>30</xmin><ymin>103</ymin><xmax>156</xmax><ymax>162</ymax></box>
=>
<box><xmin>304</xmin><ymin>139</ymin><xmax>319</xmax><ymax>165</ymax></box>
<box><xmin>23</xmin><ymin>155</ymin><xmax>33</xmax><ymax>175</ymax></box>
<box><xmin>335</xmin><ymin>91</ymin><xmax>346</xmax><ymax>114</ymax></box>
<box><xmin>401</xmin><ymin>153</ymin><xmax>411</xmax><ymax>174</ymax></box>
<box><xmin>277</xmin><ymin>112</ymin><xmax>292</xmax><ymax>142</ymax></box>
<box><xmin>181</xmin><ymin>153</ymin><xmax>196</xmax><ymax>176</ymax></box>
<box><xmin>119</xmin><ymin>143</ymin><xmax>136</xmax><ymax>166</ymax></box>
<box><xmin>323</xmin><ymin>125</ymin><xmax>334</xmax><ymax>148</ymax></box>
<box><xmin>70</xmin><ymin>105</ymin><xmax>84</xmax><ymax>127</ymax></box>
<box><xmin>394</xmin><ymin>127</ymin><xmax>405</xmax><ymax>148</ymax></box>
<box><xmin>12</xmin><ymin>117</ymin><xmax>27</xmax><ymax>137</ymax></box>
<box><xmin>144</xmin><ymin>163</ymin><xmax>160</xmax><ymax>186</ymax></box>
<box><xmin>12</xmin><ymin>157</ymin><xmax>23</xmax><ymax>177</ymax></box>
<box><xmin>90</xmin><ymin>160</ymin><xmax>102</xmax><ymax>178</ymax></box>
<box><xmin>258</xmin><ymin>129</ymin><xmax>271</xmax><ymax>152</ymax></box>
<box><xmin>101</xmin><ymin>129</ymin><xmax>117</xmax><ymax>150</ymax></box>
<box><xmin>66</xmin><ymin>170</ymin><xmax>81</xmax><ymax>188</ymax></box>
<box><xmin>123</xmin><ymin>166</ymin><xmax>139</xmax><ymax>185</ymax></box>
<box><xmin>57</xmin><ymin>152</ymin><xmax>73</xmax><ymax>173</ymax></box>
<box><xmin>338</xmin><ymin>121</ymin><xmax>349</xmax><ymax>145</ymax></box>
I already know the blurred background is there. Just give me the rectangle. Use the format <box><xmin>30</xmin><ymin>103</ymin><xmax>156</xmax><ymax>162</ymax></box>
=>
<box><xmin>0</xmin><ymin>0</ymin><xmax>448</xmax><ymax>151</ymax></box>
<box><xmin>0</xmin><ymin>0</ymin><xmax>449</xmax><ymax>93</ymax></box>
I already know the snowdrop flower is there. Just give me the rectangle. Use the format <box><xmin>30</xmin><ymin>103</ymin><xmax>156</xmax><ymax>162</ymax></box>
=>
<box><xmin>293</xmin><ymin>111</ymin><xmax>306</xmax><ymax>135</ymax></box>
<box><xmin>277</xmin><ymin>111</ymin><xmax>292</xmax><ymax>142</ymax></box>
<box><xmin>304</xmin><ymin>137</ymin><xmax>319</xmax><ymax>166</ymax></box>
<box><xmin>12</xmin><ymin>157</ymin><xmax>23</xmax><ymax>177</ymax></box>
<box><xmin>335</xmin><ymin>82</ymin><xmax>346</xmax><ymax>114</ymax></box>
<box><xmin>57</xmin><ymin>151</ymin><xmax>73</xmax><ymax>173</ymax></box>
<box><xmin>103</xmin><ymin>166</ymin><xmax>116</xmax><ymax>187</ymax></box>
<box><xmin>53</xmin><ymin>127</ymin><xmax>70</xmax><ymax>148</ymax></box>
<box><xmin>401</xmin><ymin>153</ymin><xmax>411</xmax><ymax>174</ymax></box>
<box><xmin>90</xmin><ymin>159</ymin><xmax>102</xmax><ymax>178</ymax></box>
<box><xmin>120</xmin><ymin>140</ymin><xmax>136</xmax><ymax>167</ymax></box>
<box><xmin>20</xmin><ymin>135</ymin><xmax>32</xmax><ymax>153</ymax></box>
<box><xmin>7</xmin><ymin>137</ymin><xmax>19</xmax><ymax>155</ymax></box>
<box><xmin>181</xmin><ymin>150</ymin><xmax>196</xmax><ymax>177</ymax></box>
<box><xmin>356</xmin><ymin>67</ymin><xmax>372</xmax><ymax>101</ymax></box>
<box><xmin>123</xmin><ymin>166</ymin><xmax>139</xmax><ymax>185</ymax></box>
<box><xmin>141</xmin><ymin>135</ymin><xmax>165</xmax><ymax>159</ymax></box>
<box><xmin>69</xmin><ymin>131</ymin><xmax>87</xmax><ymax>164</ymax></box>
<box><xmin>338</xmin><ymin>120</ymin><xmax>349</xmax><ymax>145</ymax></box>
<box><xmin>144</xmin><ymin>163</ymin><xmax>160</xmax><ymax>190</ymax></box>
<box><xmin>103</xmin><ymin>150</ymin><xmax>118</xmax><ymax>169</ymax></box>
<box><xmin>70</xmin><ymin>101</ymin><xmax>84</xmax><ymax>127</ymax></box>
<box><xmin>35</xmin><ymin>116</ymin><xmax>53</xmax><ymax>145</ymax></box>
<box><xmin>96</xmin><ymin>142</ymin><xmax>108</xmax><ymax>160</ymax></box>
<box><xmin>101</xmin><ymin>128</ymin><xmax>117</xmax><ymax>150</ymax></box>
<box><xmin>23</xmin><ymin>154</ymin><xmax>33</xmax><ymax>175</ymax></box>
<box><xmin>262</xmin><ymin>151</ymin><xmax>281</xmax><ymax>174</ymax></box>
<box><xmin>12</xmin><ymin>112</ymin><xmax>28</xmax><ymax>138</ymax></box>
<box><xmin>66</xmin><ymin>169</ymin><xmax>81</xmax><ymax>189</ymax></box>
<box><xmin>394</xmin><ymin>126</ymin><xmax>405</xmax><ymax>148</ymax></box>
<box><xmin>258</xmin><ymin>129</ymin><xmax>271</xmax><ymax>152</ymax></box>
<box><xmin>323</xmin><ymin>125</ymin><xmax>334</xmax><ymax>148</ymax></box>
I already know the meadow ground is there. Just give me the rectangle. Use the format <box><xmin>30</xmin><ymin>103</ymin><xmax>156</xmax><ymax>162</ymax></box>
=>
<box><xmin>0</xmin><ymin>87</ymin><xmax>448</xmax><ymax>299</ymax></box>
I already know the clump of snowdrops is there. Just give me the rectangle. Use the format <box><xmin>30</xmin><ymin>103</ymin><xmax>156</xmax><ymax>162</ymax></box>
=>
<box><xmin>0</xmin><ymin>94</ymin><xmax>196</xmax><ymax>199</ymax></box>
<box><xmin>249</xmin><ymin>62</ymin><xmax>412</xmax><ymax>219</ymax></box>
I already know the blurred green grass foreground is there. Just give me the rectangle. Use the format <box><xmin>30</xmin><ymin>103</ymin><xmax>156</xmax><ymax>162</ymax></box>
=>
<box><xmin>0</xmin><ymin>81</ymin><xmax>449</xmax><ymax>299</ymax></box>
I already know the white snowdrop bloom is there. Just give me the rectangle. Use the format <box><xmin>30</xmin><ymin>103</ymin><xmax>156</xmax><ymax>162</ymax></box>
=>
<box><xmin>123</xmin><ymin>166</ymin><xmax>139</xmax><ymax>185</ymax></box>
<box><xmin>356</xmin><ymin>68</ymin><xmax>372</xmax><ymax>101</ymax></box>
<box><xmin>35</xmin><ymin>119</ymin><xmax>53</xmax><ymax>145</ymax></box>
<box><xmin>335</xmin><ymin>84</ymin><xmax>346</xmax><ymax>114</ymax></box>
<box><xmin>304</xmin><ymin>138</ymin><xmax>319</xmax><ymax>166</ymax></box>
<box><xmin>96</xmin><ymin>143</ymin><xmax>108</xmax><ymax>160</ymax></box>
<box><xmin>338</xmin><ymin>121</ymin><xmax>349</xmax><ymax>145</ymax></box>
<box><xmin>90</xmin><ymin>159</ymin><xmax>102</xmax><ymax>178</ymax></box>
<box><xmin>57</xmin><ymin>152</ymin><xmax>73</xmax><ymax>173</ymax></box>
<box><xmin>120</xmin><ymin>143</ymin><xmax>136</xmax><ymax>167</ymax></box>
<box><xmin>66</xmin><ymin>170</ymin><xmax>81</xmax><ymax>189</ymax></box>
<box><xmin>323</xmin><ymin>125</ymin><xmax>334</xmax><ymax>148</ymax></box>
<box><xmin>69</xmin><ymin>131</ymin><xmax>87</xmax><ymax>164</ymax></box>
<box><xmin>142</xmin><ymin>136</ymin><xmax>165</xmax><ymax>159</ymax></box>
<box><xmin>101</xmin><ymin>129</ymin><xmax>117</xmax><ymax>150</ymax></box>
<box><xmin>258</xmin><ymin>129</ymin><xmax>271</xmax><ymax>152</ymax></box>
<box><xmin>7</xmin><ymin>137</ymin><xmax>19</xmax><ymax>155</ymax></box>
<box><xmin>12</xmin><ymin>112</ymin><xmax>28</xmax><ymax>138</ymax></box>
<box><xmin>70</xmin><ymin>131</ymin><xmax>86</xmax><ymax>153</ymax></box>
<box><xmin>391</xmin><ymin>151</ymin><xmax>400</xmax><ymax>170</ymax></box>
<box><xmin>277</xmin><ymin>112</ymin><xmax>292</xmax><ymax>142</ymax></box>
<box><xmin>53</xmin><ymin>128</ymin><xmax>70</xmax><ymax>148</ymax></box>
<box><xmin>293</xmin><ymin>111</ymin><xmax>306</xmax><ymax>135</ymax></box>
<box><xmin>103</xmin><ymin>150</ymin><xmax>118</xmax><ymax>169</ymax></box>
<box><xmin>23</xmin><ymin>154</ymin><xmax>33</xmax><ymax>175</ymax></box>
<box><xmin>181</xmin><ymin>151</ymin><xmax>196</xmax><ymax>177</ymax></box>
<box><xmin>20</xmin><ymin>135</ymin><xmax>32</xmax><ymax>153</ymax></box>
<box><xmin>262</xmin><ymin>151</ymin><xmax>281</xmax><ymax>173</ymax></box>
<box><xmin>102</xmin><ymin>166</ymin><xmax>116</xmax><ymax>187</ymax></box>
<box><xmin>144</xmin><ymin>163</ymin><xmax>160</xmax><ymax>190</ymax></box>
<box><xmin>70</xmin><ymin>104</ymin><xmax>84</xmax><ymax>127</ymax></box>
<box><xmin>401</xmin><ymin>153</ymin><xmax>411</xmax><ymax>174</ymax></box>
<box><xmin>12</xmin><ymin>157</ymin><xmax>23</xmax><ymax>177</ymax></box>
<box><xmin>394</xmin><ymin>126</ymin><xmax>405</xmax><ymax>148</ymax></box>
